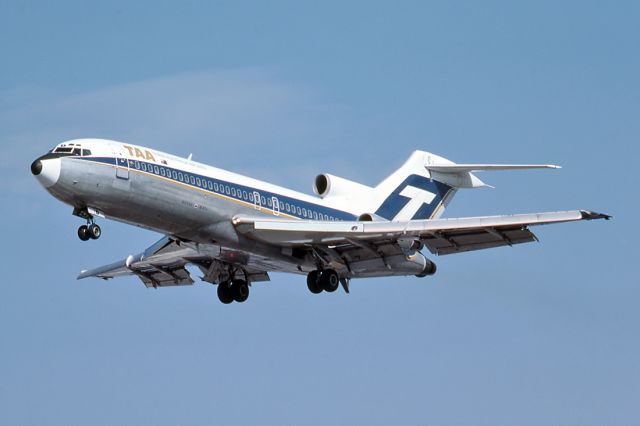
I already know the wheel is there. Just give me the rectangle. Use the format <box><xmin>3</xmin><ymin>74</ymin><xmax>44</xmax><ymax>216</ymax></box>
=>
<box><xmin>77</xmin><ymin>225</ymin><xmax>90</xmax><ymax>241</ymax></box>
<box><xmin>217</xmin><ymin>281</ymin><xmax>234</xmax><ymax>304</ymax></box>
<box><xmin>307</xmin><ymin>270</ymin><xmax>323</xmax><ymax>294</ymax></box>
<box><xmin>319</xmin><ymin>269</ymin><xmax>339</xmax><ymax>293</ymax></box>
<box><xmin>88</xmin><ymin>223</ymin><xmax>101</xmax><ymax>240</ymax></box>
<box><xmin>232</xmin><ymin>279</ymin><xmax>249</xmax><ymax>303</ymax></box>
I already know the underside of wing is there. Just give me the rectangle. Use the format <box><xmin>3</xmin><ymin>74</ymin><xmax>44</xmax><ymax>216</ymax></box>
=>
<box><xmin>233</xmin><ymin>210</ymin><xmax>610</xmax><ymax>255</ymax></box>
<box><xmin>77</xmin><ymin>236</ymin><xmax>272</xmax><ymax>287</ymax></box>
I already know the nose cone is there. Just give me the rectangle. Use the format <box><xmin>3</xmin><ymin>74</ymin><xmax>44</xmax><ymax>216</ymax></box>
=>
<box><xmin>31</xmin><ymin>155</ymin><xmax>61</xmax><ymax>188</ymax></box>
<box><xmin>31</xmin><ymin>159</ymin><xmax>42</xmax><ymax>175</ymax></box>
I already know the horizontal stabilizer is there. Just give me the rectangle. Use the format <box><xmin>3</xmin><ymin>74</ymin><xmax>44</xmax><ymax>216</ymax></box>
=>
<box><xmin>426</xmin><ymin>164</ymin><xmax>561</xmax><ymax>173</ymax></box>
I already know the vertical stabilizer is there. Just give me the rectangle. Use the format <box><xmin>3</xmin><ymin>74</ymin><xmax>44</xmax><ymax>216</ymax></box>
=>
<box><xmin>373</xmin><ymin>151</ymin><xmax>458</xmax><ymax>221</ymax></box>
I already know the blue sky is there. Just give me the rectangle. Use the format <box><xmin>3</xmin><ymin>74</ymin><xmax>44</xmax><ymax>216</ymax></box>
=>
<box><xmin>0</xmin><ymin>1</ymin><xmax>637</xmax><ymax>425</ymax></box>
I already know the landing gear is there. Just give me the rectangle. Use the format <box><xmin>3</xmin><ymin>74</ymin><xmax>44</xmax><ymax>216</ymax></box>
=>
<box><xmin>306</xmin><ymin>270</ymin><xmax>323</xmax><ymax>294</ymax></box>
<box><xmin>77</xmin><ymin>222</ymin><xmax>101</xmax><ymax>241</ymax></box>
<box><xmin>88</xmin><ymin>223</ymin><xmax>101</xmax><ymax>239</ymax></box>
<box><xmin>73</xmin><ymin>207</ymin><xmax>101</xmax><ymax>242</ymax></box>
<box><xmin>319</xmin><ymin>269</ymin><xmax>339</xmax><ymax>292</ymax></box>
<box><xmin>232</xmin><ymin>279</ymin><xmax>249</xmax><ymax>302</ymax></box>
<box><xmin>78</xmin><ymin>225</ymin><xmax>90</xmax><ymax>241</ymax></box>
<box><xmin>217</xmin><ymin>281</ymin><xmax>234</xmax><ymax>304</ymax></box>
<box><xmin>306</xmin><ymin>269</ymin><xmax>342</xmax><ymax>294</ymax></box>
<box><xmin>217</xmin><ymin>279</ymin><xmax>250</xmax><ymax>304</ymax></box>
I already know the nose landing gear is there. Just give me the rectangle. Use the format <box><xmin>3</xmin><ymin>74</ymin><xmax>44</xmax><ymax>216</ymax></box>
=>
<box><xmin>73</xmin><ymin>207</ymin><xmax>102</xmax><ymax>242</ymax></box>
<box><xmin>77</xmin><ymin>222</ymin><xmax>101</xmax><ymax>241</ymax></box>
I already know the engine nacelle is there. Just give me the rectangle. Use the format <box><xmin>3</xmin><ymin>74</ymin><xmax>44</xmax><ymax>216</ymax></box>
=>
<box><xmin>313</xmin><ymin>173</ymin><xmax>374</xmax><ymax>200</ymax></box>
<box><xmin>415</xmin><ymin>258</ymin><xmax>437</xmax><ymax>277</ymax></box>
<box><xmin>357</xmin><ymin>212</ymin><xmax>387</xmax><ymax>222</ymax></box>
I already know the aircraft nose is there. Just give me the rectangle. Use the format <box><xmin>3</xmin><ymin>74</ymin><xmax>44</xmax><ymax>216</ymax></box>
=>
<box><xmin>31</xmin><ymin>159</ymin><xmax>42</xmax><ymax>175</ymax></box>
<box><xmin>31</xmin><ymin>155</ymin><xmax>62</xmax><ymax>188</ymax></box>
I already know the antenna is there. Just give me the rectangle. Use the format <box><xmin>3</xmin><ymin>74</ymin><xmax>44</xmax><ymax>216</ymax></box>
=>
<box><xmin>187</xmin><ymin>153</ymin><xmax>193</xmax><ymax>161</ymax></box>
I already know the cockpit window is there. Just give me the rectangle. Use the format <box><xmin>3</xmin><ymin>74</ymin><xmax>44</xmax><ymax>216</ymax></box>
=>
<box><xmin>53</xmin><ymin>147</ymin><xmax>74</xmax><ymax>153</ymax></box>
<box><xmin>52</xmin><ymin>146</ymin><xmax>92</xmax><ymax>157</ymax></box>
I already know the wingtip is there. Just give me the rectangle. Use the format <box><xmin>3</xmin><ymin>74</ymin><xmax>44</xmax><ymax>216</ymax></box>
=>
<box><xmin>580</xmin><ymin>210</ymin><xmax>612</xmax><ymax>220</ymax></box>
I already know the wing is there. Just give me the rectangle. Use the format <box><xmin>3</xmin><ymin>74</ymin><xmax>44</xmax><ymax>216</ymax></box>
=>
<box><xmin>233</xmin><ymin>210</ymin><xmax>610</xmax><ymax>255</ymax></box>
<box><xmin>77</xmin><ymin>236</ymin><xmax>271</xmax><ymax>287</ymax></box>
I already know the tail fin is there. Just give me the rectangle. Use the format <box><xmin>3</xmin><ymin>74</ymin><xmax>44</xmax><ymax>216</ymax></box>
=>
<box><xmin>372</xmin><ymin>151</ymin><xmax>560</xmax><ymax>221</ymax></box>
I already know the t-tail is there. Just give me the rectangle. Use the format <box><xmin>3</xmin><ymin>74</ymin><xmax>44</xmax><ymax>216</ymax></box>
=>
<box><xmin>369</xmin><ymin>150</ymin><xmax>560</xmax><ymax>221</ymax></box>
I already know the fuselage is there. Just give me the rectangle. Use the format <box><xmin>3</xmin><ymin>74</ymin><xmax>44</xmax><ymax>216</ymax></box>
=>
<box><xmin>31</xmin><ymin>138</ymin><xmax>438</xmax><ymax>279</ymax></box>
<box><xmin>30</xmin><ymin>139</ymin><xmax>360</xmax><ymax>275</ymax></box>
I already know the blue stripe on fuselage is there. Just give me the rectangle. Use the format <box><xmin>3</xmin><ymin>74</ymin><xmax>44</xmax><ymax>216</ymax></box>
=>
<box><xmin>75</xmin><ymin>156</ymin><xmax>358</xmax><ymax>221</ymax></box>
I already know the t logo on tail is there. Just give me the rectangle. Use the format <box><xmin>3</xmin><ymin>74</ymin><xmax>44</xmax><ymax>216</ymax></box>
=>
<box><xmin>396</xmin><ymin>185</ymin><xmax>436</xmax><ymax>220</ymax></box>
<box><xmin>375</xmin><ymin>174</ymin><xmax>453</xmax><ymax>221</ymax></box>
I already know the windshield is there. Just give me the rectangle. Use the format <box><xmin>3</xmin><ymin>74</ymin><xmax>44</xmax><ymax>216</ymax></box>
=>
<box><xmin>52</xmin><ymin>146</ymin><xmax>91</xmax><ymax>156</ymax></box>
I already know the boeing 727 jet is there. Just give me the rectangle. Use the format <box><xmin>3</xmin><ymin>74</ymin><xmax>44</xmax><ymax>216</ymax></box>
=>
<box><xmin>31</xmin><ymin>139</ymin><xmax>609</xmax><ymax>304</ymax></box>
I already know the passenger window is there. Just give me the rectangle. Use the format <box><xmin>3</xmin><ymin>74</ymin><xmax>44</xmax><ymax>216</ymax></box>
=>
<box><xmin>160</xmin><ymin>168</ymin><xmax>165</xmax><ymax>177</ymax></box>
<box><xmin>302</xmin><ymin>209</ymin><xmax>307</xmax><ymax>218</ymax></box>
<box><xmin>172</xmin><ymin>171</ymin><xmax>177</xmax><ymax>179</ymax></box>
<box><xmin>214</xmin><ymin>183</ymin><xmax>219</xmax><ymax>191</ymax></box>
<box><xmin>297</xmin><ymin>206</ymin><xmax>301</xmax><ymax>215</ymax></box>
<box><xmin>190</xmin><ymin>176</ymin><xmax>195</xmax><ymax>185</ymax></box>
<box><xmin>231</xmin><ymin>188</ymin><xmax>236</xmax><ymax>196</ymax></box>
<box><xmin>248</xmin><ymin>193</ymin><xmax>254</xmax><ymax>202</ymax></box>
<box><xmin>225</xmin><ymin>186</ymin><xmax>230</xmax><ymax>195</ymax></box>
<box><xmin>267</xmin><ymin>198</ymin><xmax>272</xmax><ymax>207</ymax></box>
<box><xmin>141</xmin><ymin>163</ymin><xmax>147</xmax><ymax>171</ymax></box>
<box><xmin>243</xmin><ymin>191</ymin><xmax>248</xmax><ymax>200</ymax></box>
<box><xmin>196</xmin><ymin>177</ymin><xmax>201</xmax><ymax>186</ymax></box>
<box><xmin>154</xmin><ymin>166</ymin><xmax>159</xmax><ymax>174</ymax></box>
<box><xmin>208</xmin><ymin>181</ymin><xmax>213</xmax><ymax>190</ymax></box>
<box><xmin>313</xmin><ymin>212</ymin><xmax>318</xmax><ymax>220</ymax></box>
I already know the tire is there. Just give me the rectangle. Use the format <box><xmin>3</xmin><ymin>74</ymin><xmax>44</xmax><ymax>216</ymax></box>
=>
<box><xmin>232</xmin><ymin>279</ymin><xmax>249</xmax><ymax>303</ymax></box>
<box><xmin>88</xmin><ymin>223</ymin><xmax>101</xmax><ymax>240</ymax></box>
<box><xmin>306</xmin><ymin>270</ymin><xmax>322</xmax><ymax>294</ymax></box>
<box><xmin>217</xmin><ymin>281</ymin><xmax>234</xmax><ymax>304</ymax></box>
<box><xmin>78</xmin><ymin>225</ymin><xmax>90</xmax><ymax>241</ymax></box>
<box><xmin>320</xmin><ymin>269</ymin><xmax>339</xmax><ymax>293</ymax></box>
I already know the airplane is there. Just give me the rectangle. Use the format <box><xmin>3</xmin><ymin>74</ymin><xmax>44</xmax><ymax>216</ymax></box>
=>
<box><xmin>30</xmin><ymin>138</ymin><xmax>610</xmax><ymax>304</ymax></box>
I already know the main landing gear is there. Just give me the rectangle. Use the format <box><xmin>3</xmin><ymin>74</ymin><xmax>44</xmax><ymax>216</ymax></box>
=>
<box><xmin>306</xmin><ymin>268</ymin><xmax>342</xmax><ymax>294</ymax></box>
<box><xmin>217</xmin><ymin>279</ymin><xmax>250</xmax><ymax>304</ymax></box>
<box><xmin>77</xmin><ymin>222</ymin><xmax>101</xmax><ymax>241</ymax></box>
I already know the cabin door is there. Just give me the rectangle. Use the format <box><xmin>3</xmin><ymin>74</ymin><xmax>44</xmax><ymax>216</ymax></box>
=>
<box><xmin>115</xmin><ymin>154</ymin><xmax>129</xmax><ymax>179</ymax></box>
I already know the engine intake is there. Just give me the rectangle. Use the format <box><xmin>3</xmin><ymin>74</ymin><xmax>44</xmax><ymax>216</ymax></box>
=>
<box><xmin>313</xmin><ymin>173</ymin><xmax>374</xmax><ymax>200</ymax></box>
